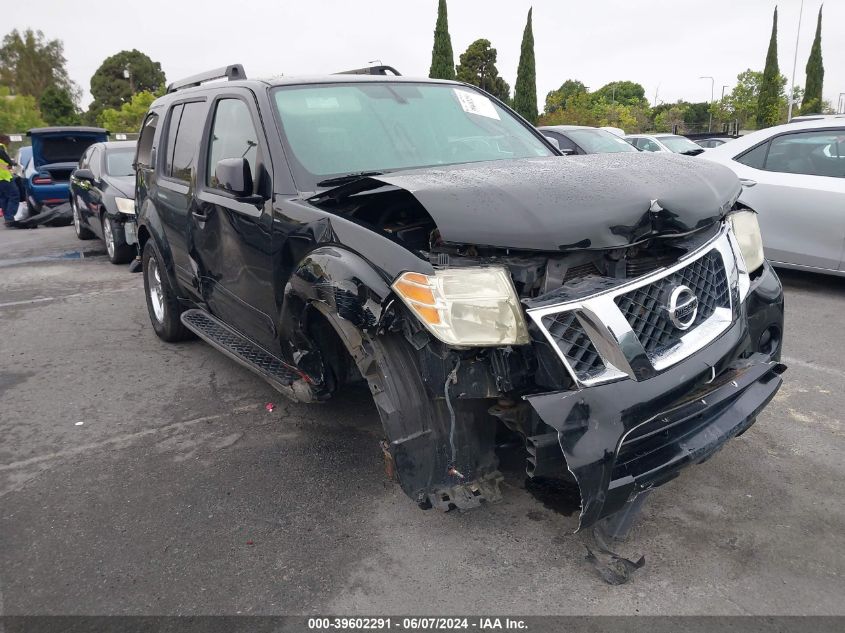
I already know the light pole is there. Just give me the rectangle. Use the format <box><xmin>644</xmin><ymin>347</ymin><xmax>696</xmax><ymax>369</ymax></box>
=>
<box><xmin>700</xmin><ymin>76</ymin><xmax>714</xmax><ymax>132</ymax></box>
<box><xmin>787</xmin><ymin>0</ymin><xmax>805</xmax><ymax>121</ymax></box>
<box><xmin>123</xmin><ymin>67</ymin><xmax>134</xmax><ymax>95</ymax></box>
<box><xmin>838</xmin><ymin>92</ymin><xmax>845</xmax><ymax>114</ymax></box>
<box><xmin>721</xmin><ymin>85</ymin><xmax>729</xmax><ymax>100</ymax></box>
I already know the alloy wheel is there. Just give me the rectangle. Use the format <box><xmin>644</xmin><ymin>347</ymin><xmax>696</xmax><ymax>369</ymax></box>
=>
<box><xmin>147</xmin><ymin>257</ymin><xmax>166</xmax><ymax>323</ymax></box>
<box><xmin>103</xmin><ymin>216</ymin><xmax>115</xmax><ymax>258</ymax></box>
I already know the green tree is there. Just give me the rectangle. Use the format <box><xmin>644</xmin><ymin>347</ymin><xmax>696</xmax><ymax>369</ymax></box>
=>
<box><xmin>0</xmin><ymin>29</ymin><xmax>76</xmax><ymax>101</ymax></box>
<box><xmin>88</xmin><ymin>50</ymin><xmax>166</xmax><ymax>120</ymax></box>
<box><xmin>98</xmin><ymin>91</ymin><xmax>158</xmax><ymax>132</ymax></box>
<box><xmin>593</xmin><ymin>81</ymin><xmax>646</xmax><ymax>107</ymax></box>
<box><xmin>428</xmin><ymin>0</ymin><xmax>455</xmax><ymax>80</ymax></box>
<box><xmin>544</xmin><ymin>79</ymin><xmax>587</xmax><ymax>114</ymax></box>
<box><xmin>513</xmin><ymin>8</ymin><xmax>537</xmax><ymax>123</ymax></box>
<box><xmin>800</xmin><ymin>6</ymin><xmax>824</xmax><ymax>115</ymax></box>
<box><xmin>39</xmin><ymin>85</ymin><xmax>80</xmax><ymax>125</ymax></box>
<box><xmin>455</xmin><ymin>39</ymin><xmax>510</xmax><ymax>102</ymax></box>
<box><xmin>757</xmin><ymin>7</ymin><xmax>781</xmax><ymax>127</ymax></box>
<box><xmin>0</xmin><ymin>86</ymin><xmax>47</xmax><ymax>131</ymax></box>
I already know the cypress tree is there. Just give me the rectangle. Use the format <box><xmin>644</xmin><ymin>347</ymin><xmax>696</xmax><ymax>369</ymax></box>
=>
<box><xmin>801</xmin><ymin>6</ymin><xmax>824</xmax><ymax>114</ymax></box>
<box><xmin>429</xmin><ymin>0</ymin><xmax>455</xmax><ymax>80</ymax></box>
<box><xmin>513</xmin><ymin>8</ymin><xmax>538</xmax><ymax>123</ymax></box>
<box><xmin>757</xmin><ymin>6</ymin><xmax>781</xmax><ymax>128</ymax></box>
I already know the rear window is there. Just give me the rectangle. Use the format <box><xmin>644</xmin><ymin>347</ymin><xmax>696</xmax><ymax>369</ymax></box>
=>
<box><xmin>136</xmin><ymin>114</ymin><xmax>159</xmax><ymax>169</ymax></box>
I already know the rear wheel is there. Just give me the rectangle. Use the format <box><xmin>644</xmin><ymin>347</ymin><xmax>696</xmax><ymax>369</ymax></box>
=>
<box><xmin>142</xmin><ymin>240</ymin><xmax>192</xmax><ymax>342</ymax></box>
<box><xmin>72</xmin><ymin>196</ymin><xmax>95</xmax><ymax>240</ymax></box>
<box><xmin>102</xmin><ymin>213</ymin><xmax>134</xmax><ymax>264</ymax></box>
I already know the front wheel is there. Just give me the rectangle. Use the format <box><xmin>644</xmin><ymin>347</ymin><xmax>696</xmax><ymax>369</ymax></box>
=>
<box><xmin>72</xmin><ymin>196</ymin><xmax>95</xmax><ymax>240</ymax></box>
<box><xmin>142</xmin><ymin>240</ymin><xmax>192</xmax><ymax>342</ymax></box>
<box><xmin>102</xmin><ymin>213</ymin><xmax>134</xmax><ymax>264</ymax></box>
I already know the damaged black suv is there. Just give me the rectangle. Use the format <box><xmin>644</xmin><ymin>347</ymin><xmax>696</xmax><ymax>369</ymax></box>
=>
<box><xmin>135</xmin><ymin>64</ymin><xmax>785</xmax><ymax>530</ymax></box>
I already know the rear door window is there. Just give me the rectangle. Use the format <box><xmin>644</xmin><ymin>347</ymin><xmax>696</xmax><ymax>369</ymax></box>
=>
<box><xmin>169</xmin><ymin>102</ymin><xmax>207</xmax><ymax>182</ymax></box>
<box><xmin>763</xmin><ymin>130</ymin><xmax>845</xmax><ymax>177</ymax></box>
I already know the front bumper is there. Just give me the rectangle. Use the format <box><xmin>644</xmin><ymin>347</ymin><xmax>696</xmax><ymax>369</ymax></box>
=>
<box><xmin>526</xmin><ymin>262</ymin><xmax>785</xmax><ymax>529</ymax></box>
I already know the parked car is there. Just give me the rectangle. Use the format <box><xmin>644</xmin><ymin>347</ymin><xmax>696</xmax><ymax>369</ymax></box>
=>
<box><xmin>788</xmin><ymin>113</ymin><xmax>845</xmax><ymax>124</ymax></box>
<box><xmin>702</xmin><ymin>118</ymin><xmax>845</xmax><ymax>276</ymax></box>
<box><xmin>135</xmin><ymin>64</ymin><xmax>784</xmax><ymax>531</ymax></box>
<box><xmin>695</xmin><ymin>137</ymin><xmax>734</xmax><ymax>149</ymax></box>
<box><xmin>12</xmin><ymin>146</ymin><xmax>32</xmax><ymax>178</ymax></box>
<box><xmin>539</xmin><ymin>125</ymin><xmax>639</xmax><ymax>155</ymax></box>
<box><xmin>24</xmin><ymin>127</ymin><xmax>108</xmax><ymax>216</ymax></box>
<box><xmin>69</xmin><ymin>141</ymin><xmax>138</xmax><ymax>264</ymax></box>
<box><xmin>625</xmin><ymin>133</ymin><xmax>705</xmax><ymax>155</ymax></box>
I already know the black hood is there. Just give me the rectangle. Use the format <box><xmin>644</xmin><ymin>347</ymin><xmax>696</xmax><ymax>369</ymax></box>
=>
<box><xmin>106</xmin><ymin>175</ymin><xmax>134</xmax><ymax>198</ymax></box>
<box><xmin>370</xmin><ymin>153</ymin><xmax>741</xmax><ymax>251</ymax></box>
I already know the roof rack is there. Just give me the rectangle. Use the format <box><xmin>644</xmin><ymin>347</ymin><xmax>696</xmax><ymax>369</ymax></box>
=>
<box><xmin>167</xmin><ymin>64</ymin><xmax>247</xmax><ymax>93</ymax></box>
<box><xmin>335</xmin><ymin>65</ymin><xmax>402</xmax><ymax>76</ymax></box>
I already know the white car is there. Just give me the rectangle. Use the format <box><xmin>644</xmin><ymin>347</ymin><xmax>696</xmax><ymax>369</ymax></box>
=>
<box><xmin>624</xmin><ymin>133</ymin><xmax>705</xmax><ymax>155</ymax></box>
<box><xmin>703</xmin><ymin>118</ymin><xmax>845</xmax><ymax>276</ymax></box>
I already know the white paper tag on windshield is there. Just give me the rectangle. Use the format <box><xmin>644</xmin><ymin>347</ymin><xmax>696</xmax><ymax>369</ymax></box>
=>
<box><xmin>453</xmin><ymin>89</ymin><xmax>500</xmax><ymax>120</ymax></box>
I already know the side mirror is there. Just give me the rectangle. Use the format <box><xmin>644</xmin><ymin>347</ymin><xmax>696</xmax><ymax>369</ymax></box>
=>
<box><xmin>214</xmin><ymin>157</ymin><xmax>253</xmax><ymax>197</ymax></box>
<box><xmin>73</xmin><ymin>168</ymin><xmax>95</xmax><ymax>181</ymax></box>
<box><xmin>543</xmin><ymin>134</ymin><xmax>561</xmax><ymax>150</ymax></box>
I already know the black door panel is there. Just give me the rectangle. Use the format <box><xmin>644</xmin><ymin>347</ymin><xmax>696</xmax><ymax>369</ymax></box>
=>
<box><xmin>189</xmin><ymin>93</ymin><xmax>277</xmax><ymax>350</ymax></box>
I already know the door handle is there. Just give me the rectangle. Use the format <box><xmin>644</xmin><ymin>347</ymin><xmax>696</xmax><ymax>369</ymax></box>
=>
<box><xmin>192</xmin><ymin>209</ymin><xmax>210</xmax><ymax>220</ymax></box>
<box><xmin>739</xmin><ymin>178</ymin><xmax>757</xmax><ymax>187</ymax></box>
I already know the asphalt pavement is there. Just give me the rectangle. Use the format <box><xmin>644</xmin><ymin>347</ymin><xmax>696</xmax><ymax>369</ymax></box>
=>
<box><xmin>0</xmin><ymin>225</ymin><xmax>843</xmax><ymax>615</ymax></box>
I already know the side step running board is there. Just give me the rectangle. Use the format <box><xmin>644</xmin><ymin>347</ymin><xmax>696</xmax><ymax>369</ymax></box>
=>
<box><xmin>180</xmin><ymin>309</ymin><xmax>313</xmax><ymax>402</ymax></box>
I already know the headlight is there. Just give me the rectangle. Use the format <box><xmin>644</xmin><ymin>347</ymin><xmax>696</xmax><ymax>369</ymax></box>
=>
<box><xmin>115</xmin><ymin>197</ymin><xmax>135</xmax><ymax>215</ymax></box>
<box><xmin>392</xmin><ymin>267</ymin><xmax>530</xmax><ymax>346</ymax></box>
<box><xmin>728</xmin><ymin>210</ymin><xmax>764</xmax><ymax>272</ymax></box>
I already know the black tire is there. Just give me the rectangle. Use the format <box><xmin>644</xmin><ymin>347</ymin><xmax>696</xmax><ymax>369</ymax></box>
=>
<box><xmin>71</xmin><ymin>196</ymin><xmax>95</xmax><ymax>240</ymax></box>
<box><xmin>102</xmin><ymin>213</ymin><xmax>134</xmax><ymax>264</ymax></box>
<box><xmin>142</xmin><ymin>240</ymin><xmax>192</xmax><ymax>342</ymax></box>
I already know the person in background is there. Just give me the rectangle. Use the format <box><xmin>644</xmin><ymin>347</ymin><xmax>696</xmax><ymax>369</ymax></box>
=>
<box><xmin>0</xmin><ymin>134</ymin><xmax>21</xmax><ymax>228</ymax></box>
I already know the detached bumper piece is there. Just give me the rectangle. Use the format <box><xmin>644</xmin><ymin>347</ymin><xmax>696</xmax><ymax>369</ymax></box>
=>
<box><xmin>527</xmin><ymin>353</ymin><xmax>785</xmax><ymax>531</ymax></box>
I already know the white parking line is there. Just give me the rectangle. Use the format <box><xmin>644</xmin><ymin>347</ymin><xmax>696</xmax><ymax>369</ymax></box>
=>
<box><xmin>0</xmin><ymin>286</ymin><xmax>136</xmax><ymax>309</ymax></box>
<box><xmin>782</xmin><ymin>355</ymin><xmax>845</xmax><ymax>380</ymax></box>
<box><xmin>0</xmin><ymin>403</ymin><xmax>263</xmax><ymax>473</ymax></box>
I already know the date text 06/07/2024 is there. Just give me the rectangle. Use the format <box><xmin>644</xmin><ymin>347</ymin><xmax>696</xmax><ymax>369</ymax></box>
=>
<box><xmin>307</xmin><ymin>617</ymin><xmax>528</xmax><ymax>630</ymax></box>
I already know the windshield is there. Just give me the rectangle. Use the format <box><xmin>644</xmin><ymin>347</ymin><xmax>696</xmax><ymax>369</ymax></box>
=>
<box><xmin>272</xmin><ymin>82</ymin><xmax>553</xmax><ymax>189</ymax></box>
<box><xmin>565</xmin><ymin>129</ymin><xmax>637</xmax><ymax>154</ymax></box>
<box><xmin>659</xmin><ymin>135</ymin><xmax>702</xmax><ymax>153</ymax></box>
<box><xmin>105</xmin><ymin>148</ymin><xmax>135</xmax><ymax>176</ymax></box>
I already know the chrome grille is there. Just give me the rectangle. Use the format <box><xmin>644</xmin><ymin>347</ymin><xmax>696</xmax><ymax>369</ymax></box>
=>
<box><xmin>614</xmin><ymin>251</ymin><xmax>730</xmax><ymax>359</ymax></box>
<box><xmin>541</xmin><ymin>312</ymin><xmax>605</xmax><ymax>380</ymax></box>
<box><xmin>527</xmin><ymin>226</ymin><xmax>744</xmax><ymax>388</ymax></box>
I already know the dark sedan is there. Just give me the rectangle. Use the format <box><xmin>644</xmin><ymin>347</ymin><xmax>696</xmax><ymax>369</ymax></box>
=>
<box><xmin>70</xmin><ymin>141</ymin><xmax>137</xmax><ymax>264</ymax></box>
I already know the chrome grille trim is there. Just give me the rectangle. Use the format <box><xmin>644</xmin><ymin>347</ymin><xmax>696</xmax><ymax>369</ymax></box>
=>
<box><xmin>527</xmin><ymin>224</ymin><xmax>748</xmax><ymax>388</ymax></box>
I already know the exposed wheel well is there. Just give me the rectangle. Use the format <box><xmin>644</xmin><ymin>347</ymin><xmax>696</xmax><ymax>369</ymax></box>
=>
<box><xmin>137</xmin><ymin>225</ymin><xmax>151</xmax><ymax>253</ymax></box>
<box><xmin>305</xmin><ymin>307</ymin><xmax>363</xmax><ymax>395</ymax></box>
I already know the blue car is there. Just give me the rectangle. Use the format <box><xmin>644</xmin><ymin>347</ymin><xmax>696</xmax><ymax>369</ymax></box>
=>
<box><xmin>24</xmin><ymin>127</ymin><xmax>108</xmax><ymax>214</ymax></box>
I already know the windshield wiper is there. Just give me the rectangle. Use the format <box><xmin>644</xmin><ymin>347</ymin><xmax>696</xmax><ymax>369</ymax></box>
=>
<box><xmin>680</xmin><ymin>148</ymin><xmax>705</xmax><ymax>156</ymax></box>
<box><xmin>317</xmin><ymin>171</ymin><xmax>385</xmax><ymax>187</ymax></box>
